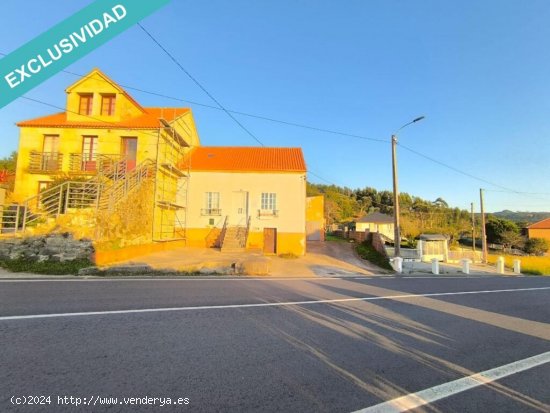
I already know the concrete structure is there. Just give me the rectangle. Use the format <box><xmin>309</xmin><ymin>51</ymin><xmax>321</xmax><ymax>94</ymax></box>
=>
<box><xmin>355</xmin><ymin>212</ymin><xmax>394</xmax><ymax>240</ymax></box>
<box><xmin>419</xmin><ymin>233</ymin><xmax>449</xmax><ymax>262</ymax></box>
<box><xmin>306</xmin><ymin>196</ymin><xmax>325</xmax><ymax>241</ymax></box>
<box><xmin>525</xmin><ymin>218</ymin><xmax>550</xmax><ymax>242</ymax></box>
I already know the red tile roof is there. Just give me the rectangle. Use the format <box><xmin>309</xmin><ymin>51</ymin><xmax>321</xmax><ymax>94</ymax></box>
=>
<box><xmin>180</xmin><ymin>147</ymin><xmax>306</xmax><ymax>173</ymax></box>
<box><xmin>16</xmin><ymin>107</ymin><xmax>189</xmax><ymax>129</ymax></box>
<box><xmin>527</xmin><ymin>218</ymin><xmax>550</xmax><ymax>229</ymax></box>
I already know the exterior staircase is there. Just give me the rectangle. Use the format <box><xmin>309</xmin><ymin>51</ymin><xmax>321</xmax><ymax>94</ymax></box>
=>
<box><xmin>0</xmin><ymin>159</ymin><xmax>155</xmax><ymax>236</ymax></box>
<box><xmin>220</xmin><ymin>218</ymin><xmax>251</xmax><ymax>252</ymax></box>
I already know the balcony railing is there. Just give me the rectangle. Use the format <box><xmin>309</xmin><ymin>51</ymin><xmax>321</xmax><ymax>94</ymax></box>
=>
<box><xmin>258</xmin><ymin>209</ymin><xmax>278</xmax><ymax>217</ymax></box>
<box><xmin>29</xmin><ymin>151</ymin><xmax>63</xmax><ymax>173</ymax></box>
<box><xmin>69</xmin><ymin>153</ymin><xmax>124</xmax><ymax>174</ymax></box>
<box><xmin>201</xmin><ymin>208</ymin><xmax>222</xmax><ymax>216</ymax></box>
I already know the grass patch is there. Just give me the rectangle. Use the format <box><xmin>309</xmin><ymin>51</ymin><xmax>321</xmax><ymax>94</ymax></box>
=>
<box><xmin>487</xmin><ymin>254</ymin><xmax>550</xmax><ymax>275</ymax></box>
<box><xmin>326</xmin><ymin>234</ymin><xmax>347</xmax><ymax>242</ymax></box>
<box><xmin>356</xmin><ymin>241</ymin><xmax>393</xmax><ymax>271</ymax></box>
<box><xmin>0</xmin><ymin>258</ymin><xmax>93</xmax><ymax>275</ymax></box>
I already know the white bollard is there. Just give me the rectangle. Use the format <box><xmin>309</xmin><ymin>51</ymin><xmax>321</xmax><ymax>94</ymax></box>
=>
<box><xmin>392</xmin><ymin>257</ymin><xmax>403</xmax><ymax>273</ymax></box>
<box><xmin>460</xmin><ymin>259</ymin><xmax>471</xmax><ymax>275</ymax></box>
<box><xmin>513</xmin><ymin>259</ymin><xmax>521</xmax><ymax>274</ymax></box>
<box><xmin>496</xmin><ymin>256</ymin><xmax>505</xmax><ymax>274</ymax></box>
<box><xmin>431</xmin><ymin>258</ymin><xmax>439</xmax><ymax>275</ymax></box>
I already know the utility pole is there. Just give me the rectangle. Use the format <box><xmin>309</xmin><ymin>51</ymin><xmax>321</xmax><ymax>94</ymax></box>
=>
<box><xmin>390</xmin><ymin>116</ymin><xmax>425</xmax><ymax>259</ymax></box>
<box><xmin>479</xmin><ymin>189</ymin><xmax>488</xmax><ymax>263</ymax></box>
<box><xmin>471</xmin><ymin>202</ymin><xmax>476</xmax><ymax>255</ymax></box>
<box><xmin>391</xmin><ymin>134</ymin><xmax>401</xmax><ymax>258</ymax></box>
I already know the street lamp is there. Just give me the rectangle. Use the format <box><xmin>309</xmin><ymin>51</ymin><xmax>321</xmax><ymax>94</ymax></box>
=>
<box><xmin>391</xmin><ymin>116</ymin><xmax>425</xmax><ymax>258</ymax></box>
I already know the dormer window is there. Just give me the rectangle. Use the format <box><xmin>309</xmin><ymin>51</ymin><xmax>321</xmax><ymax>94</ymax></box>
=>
<box><xmin>78</xmin><ymin>93</ymin><xmax>93</xmax><ymax>116</ymax></box>
<box><xmin>101</xmin><ymin>94</ymin><xmax>116</xmax><ymax>116</ymax></box>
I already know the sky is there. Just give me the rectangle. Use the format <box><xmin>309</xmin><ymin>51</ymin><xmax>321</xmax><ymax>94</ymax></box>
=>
<box><xmin>1</xmin><ymin>0</ymin><xmax>550</xmax><ymax>213</ymax></box>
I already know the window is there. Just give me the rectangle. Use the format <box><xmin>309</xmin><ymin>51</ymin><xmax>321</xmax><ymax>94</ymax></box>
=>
<box><xmin>43</xmin><ymin>135</ymin><xmax>59</xmax><ymax>153</ymax></box>
<box><xmin>38</xmin><ymin>181</ymin><xmax>50</xmax><ymax>194</ymax></box>
<box><xmin>101</xmin><ymin>94</ymin><xmax>116</xmax><ymax>115</ymax></box>
<box><xmin>260</xmin><ymin>193</ymin><xmax>278</xmax><ymax>216</ymax></box>
<box><xmin>79</xmin><ymin>94</ymin><xmax>93</xmax><ymax>115</ymax></box>
<box><xmin>261</xmin><ymin>193</ymin><xmax>277</xmax><ymax>211</ymax></box>
<box><xmin>41</xmin><ymin>135</ymin><xmax>60</xmax><ymax>171</ymax></box>
<box><xmin>203</xmin><ymin>192</ymin><xmax>220</xmax><ymax>215</ymax></box>
<box><xmin>81</xmin><ymin>136</ymin><xmax>98</xmax><ymax>171</ymax></box>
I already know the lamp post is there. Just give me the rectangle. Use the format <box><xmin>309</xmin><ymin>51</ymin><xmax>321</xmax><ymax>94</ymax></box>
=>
<box><xmin>392</xmin><ymin>116</ymin><xmax>425</xmax><ymax>258</ymax></box>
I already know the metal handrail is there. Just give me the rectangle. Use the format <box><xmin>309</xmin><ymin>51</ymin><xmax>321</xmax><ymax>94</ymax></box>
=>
<box><xmin>201</xmin><ymin>208</ymin><xmax>222</xmax><ymax>216</ymax></box>
<box><xmin>29</xmin><ymin>151</ymin><xmax>63</xmax><ymax>173</ymax></box>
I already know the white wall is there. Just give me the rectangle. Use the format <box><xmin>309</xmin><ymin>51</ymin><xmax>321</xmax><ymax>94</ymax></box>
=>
<box><xmin>177</xmin><ymin>171</ymin><xmax>306</xmax><ymax>233</ymax></box>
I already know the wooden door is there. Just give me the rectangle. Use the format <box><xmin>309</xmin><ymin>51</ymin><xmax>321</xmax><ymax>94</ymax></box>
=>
<box><xmin>263</xmin><ymin>228</ymin><xmax>277</xmax><ymax>254</ymax></box>
<box><xmin>121</xmin><ymin>137</ymin><xmax>137</xmax><ymax>171</ymax></box>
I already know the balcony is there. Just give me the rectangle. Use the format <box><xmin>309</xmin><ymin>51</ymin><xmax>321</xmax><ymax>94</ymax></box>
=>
<box><xmin>29</xmin><ymin>151</ymin><xmax>63</xmax><ymax>173</ymax></box>
<box><xmin>69</xmin><ymin>153</ymin><xmax>124</xmax><ymax>174</ymax></box>
<box><xmin>258</xmin><ymin>209</ymin><xmax>278</xmax><ymax>217</ymax></box>
<box><xmin>201</xmin><ymin>208</ymin><xmax>222</xmax><ymax>216</ymax></box>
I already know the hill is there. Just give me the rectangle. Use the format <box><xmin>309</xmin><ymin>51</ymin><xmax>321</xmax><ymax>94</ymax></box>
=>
<box><xmin>491</xmin><ymin>210</ymin><xmax>550</xmax><ymax>225</ymax></box>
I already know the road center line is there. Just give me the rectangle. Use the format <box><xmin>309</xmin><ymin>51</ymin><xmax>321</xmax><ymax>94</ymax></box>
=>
<box><xmin>352</xmin><ymin>351</ymin><xmax>550</xmax><ymax>413</ymax></box>
<box><xmin>1</xmin><ymin>286</ymin><xmax>549</xmax><ymax>321</ymax></box>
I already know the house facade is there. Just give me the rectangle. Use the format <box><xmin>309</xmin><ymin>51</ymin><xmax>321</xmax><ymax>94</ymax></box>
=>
<box><xmin>6</xmin><ymin>69</ymin><xmax>309</xmax><ymax>257</ymax></box>
<box><xmin>13</xmin><ymin>69</ymin><xmax>199</xmax><ymax>202</ymax></box>
<box><xmin>525</xmin><ymin>218</ymin><xmax>550</xmax><ymax>242</ymax></box>
<box><xmin>355</xmin><ymin>211</ymin><xmax>394</xmax><ymax>240</ymax></box>
<box><xmin>178</xmin><ymin>146</ymin><xmax>307</xmax><ymax>255</ymax></box>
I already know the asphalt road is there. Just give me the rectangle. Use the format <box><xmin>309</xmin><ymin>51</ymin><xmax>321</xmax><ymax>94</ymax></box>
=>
<box><xmin>0</xmin><ymin>275</ymin><xmax>549</xmax><ymax>412</ymax></box>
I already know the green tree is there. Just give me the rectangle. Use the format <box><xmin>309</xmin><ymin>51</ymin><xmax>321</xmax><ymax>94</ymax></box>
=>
<box><xmin>485</xmin><ymin>216</ymin><xmax>519</xmax><ymax>244</ymax></box>
<box><xmin>500</xmin><ymin>230</ymin><xmax>525</xmax><ymax>250</ymax></box>
<box><xmin>524</xmin><ymin>238</ymin><xmax>549</xmax><ymax>255</ymax></box>
<box><xmin>0</xmin><ymin>151</ymin><xmax>17</xmax><ymax>172</ymax></box>
<box><xmin>0</xmin><ymin>151</ymin><xmax>17</xmax><ymax>191</ymax></box>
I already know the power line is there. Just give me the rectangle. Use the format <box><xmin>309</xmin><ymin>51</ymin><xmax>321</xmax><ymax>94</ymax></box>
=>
<box><xmin>3</xmin><ymin>47</ymin><xmax>545</xmax><ymax>202</ymax></box>
<box><xmin>0</xmin><ymin>51</ymin><xmax>387</xmax><ymax>144</ymax></box>
<box><xmin>136</xmin><ymin>23</ymin><xmax>265</xmax><ymax>147</ymax></box>
<box><xmin>484</xmin><ymin>189</ymin><xmax>550</xmax><ymax>196</ymax></box>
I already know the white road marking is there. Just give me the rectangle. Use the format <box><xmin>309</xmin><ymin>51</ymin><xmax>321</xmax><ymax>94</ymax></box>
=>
<box><xmin>0</xmin><ymin>277</ymin><xmax>342</xmax><ymax>283</ymax></box>
<box><xmin>0</xmin><ymin>286</ymin><xmax>549</xmax><ymax>321</ymax></box>
<box><xmin>352</xmin><ymin>351</ymin><xmax>550</xmax><ymax>413</ymax></box>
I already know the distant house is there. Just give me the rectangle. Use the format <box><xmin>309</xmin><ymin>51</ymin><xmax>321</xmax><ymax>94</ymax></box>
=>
<box><xmin>354</xmin><ymin>212</ymin><xmax>394</xmax><ymax>240</ymax></box>
<box><xmin>418</xmin><ymin>234</ymin><xmax>449</xmax><ymax>262</ymax></box>
<box><xmin>525</xmin><ymin>218</ymin><xmax>550</xmax><ymax>242</ymax></box>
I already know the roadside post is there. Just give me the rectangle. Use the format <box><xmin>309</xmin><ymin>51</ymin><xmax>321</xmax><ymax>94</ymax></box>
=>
<box><xmin>496</xmin><ymin>256</ymin><xmax>505</xmax><ymax>274</ymax></box>
<box><xmin>460</xmin><ymin>259</ymin><xmax>471</xmax><ymax>275</ymax></box>
<box><xmin>431</xmin><ymin>258</ymin><xmax>439</xmax><ymax>275</ymax></box>
<box><xmin>392</xmin><ymin>257</ymin><xmax>403</xmax><ymax>274</ymax></box>
<box><xmin>513</xmin><ymin>259</ymin><xmax>521</xmax><ymax>274</ymax></box>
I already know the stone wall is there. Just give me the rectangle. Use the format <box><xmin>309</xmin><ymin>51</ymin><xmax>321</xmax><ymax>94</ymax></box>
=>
<box><xmin>95</xmin><ymin>180</ymin><xmax>154</xmax><ymax>249</ymax></box>
<box><xmin>0</xmin><ymin>233</ymin><xmax>93</xmax><ymax>262</ymax></box>
<box><xmin>333</xmin><ymin>229</ymin><xmax>369</xmax><ymax>243</ymax></box>
<box><xmin>369</xmin><ymin>232</ymin><xmax>388</xmax><ymax>258</ymax></box>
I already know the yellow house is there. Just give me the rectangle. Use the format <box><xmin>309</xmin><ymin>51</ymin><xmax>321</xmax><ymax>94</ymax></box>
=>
<box><xmin>8</xmin><ymin>68</ymin><xmax>310</xmax><ymax>258</ymax></box>
<box><xmin>14</xmin><ymin>68</ymin><xmax>199</xmax><ymax>201</ymax></box>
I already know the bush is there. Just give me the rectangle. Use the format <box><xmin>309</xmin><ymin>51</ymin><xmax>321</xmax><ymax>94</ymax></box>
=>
<box><xmin>356</xmin><ymin>241</ymin><xmax>393</xmax><ymax>271</ymax></box>
<box><xmin>0</xmin><ymin>258</ymin><xmax>93</xmax><ymax>275</ymax></box>
<box><xmin>524</xmin><ymin>238</ymin><xmax>549</xmax><ymax>256</ymax></box>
